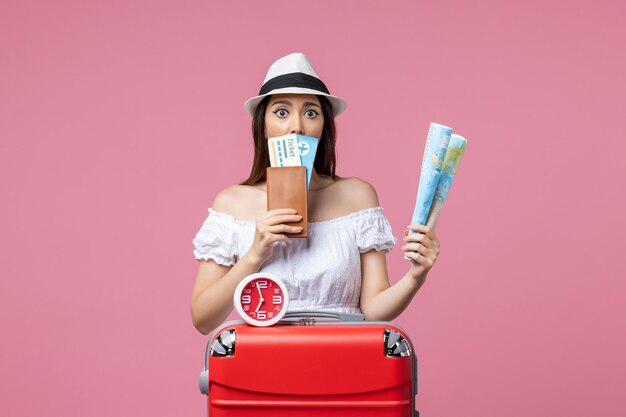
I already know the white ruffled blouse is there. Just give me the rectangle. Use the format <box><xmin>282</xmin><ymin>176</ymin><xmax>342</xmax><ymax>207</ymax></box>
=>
<box><xmin>193</xmin><ymin>207</ymin><xmax>397</xmax><ymax>315</ymax></box>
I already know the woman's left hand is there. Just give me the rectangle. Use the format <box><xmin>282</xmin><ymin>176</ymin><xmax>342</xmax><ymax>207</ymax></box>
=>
<box><xmin>401</xmin><ymin>224</ymin><xmax>441</xmax><ymax>280</ymax></box>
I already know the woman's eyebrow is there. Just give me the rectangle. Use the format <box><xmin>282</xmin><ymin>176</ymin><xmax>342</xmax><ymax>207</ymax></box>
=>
<box><xmin>303</xmin><ymin>102</ymin><xmax>321</xmax><ymax>108</ymax></box>
<box><xmin>270</xmin><ymin>100</ymin><xmax>292</xmax><ymax>107</ymax></box>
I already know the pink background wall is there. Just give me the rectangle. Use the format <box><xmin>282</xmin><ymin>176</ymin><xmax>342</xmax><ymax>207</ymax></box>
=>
<box><xmin>2</xmin><ymin>1</ymin><xmax>625</xmax><ymax>416</ymax></box>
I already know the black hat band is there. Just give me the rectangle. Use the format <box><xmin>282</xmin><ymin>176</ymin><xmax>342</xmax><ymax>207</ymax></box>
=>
<box><xmin>259</xmin><ymin>72</ymin><xmax>330</xmax><ymax>96</ymax></box>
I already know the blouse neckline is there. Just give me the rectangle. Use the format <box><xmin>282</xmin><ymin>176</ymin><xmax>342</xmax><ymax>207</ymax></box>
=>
<box><xmin>208</xmin><ymin>206</ymin><xmax>386</xmax><ymax>227</ymax></box>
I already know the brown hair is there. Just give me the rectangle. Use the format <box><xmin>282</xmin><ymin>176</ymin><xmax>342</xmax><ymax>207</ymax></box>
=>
<box><xmin>240</xmin><ymin>95</ymin><xmax>337</xmax><ymax>185</ymax></box>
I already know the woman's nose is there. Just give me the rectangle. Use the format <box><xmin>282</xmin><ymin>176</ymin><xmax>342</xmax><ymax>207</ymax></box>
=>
<box><xmin>289</xmin><ymin>116</ymin><xmax>304</xmax><ymax>134</ymax></box>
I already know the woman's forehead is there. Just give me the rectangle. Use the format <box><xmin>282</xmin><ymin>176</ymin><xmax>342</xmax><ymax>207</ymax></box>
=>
<box><xmin>268</xmin><ymin>94</ymin><xmax>320</xmax><ymax>106</ymax></box>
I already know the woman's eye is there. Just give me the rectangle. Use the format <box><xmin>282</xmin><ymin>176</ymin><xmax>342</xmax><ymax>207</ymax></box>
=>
<box><xmin>304</xmin><ymin>109</ymin><xmax>319</xmax><ymax>118</ymax></box>
<box><xmin>274</xmin><ymin>109</ymin><xmax>288</xmax><ymax>117</ymax></box>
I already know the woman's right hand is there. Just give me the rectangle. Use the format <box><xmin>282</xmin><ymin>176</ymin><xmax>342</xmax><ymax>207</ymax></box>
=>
<box><xmin>245</xmin><ymin>208</ymin><xmax>303</xmax><ymax>266</ymax></box>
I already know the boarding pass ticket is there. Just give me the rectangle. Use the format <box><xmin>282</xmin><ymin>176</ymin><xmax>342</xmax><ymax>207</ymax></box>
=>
<box><xmin>268</xmin><ymin>134</ymin><xmax>301</xmax><ymax>167</ymax></box>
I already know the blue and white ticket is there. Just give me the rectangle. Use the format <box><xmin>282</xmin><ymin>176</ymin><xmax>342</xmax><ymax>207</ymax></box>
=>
<box><xmin>295</xmin><ymin>135</ymin><xmax>318</xmax><ymax>190</ymax></box>
<box><xmin>268</xmin><ymin>134</ymin><xmax>301</xmax><ymax>167</ymax></box>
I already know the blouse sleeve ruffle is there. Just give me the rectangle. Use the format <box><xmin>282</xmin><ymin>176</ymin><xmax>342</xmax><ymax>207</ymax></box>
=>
<box><xmin>354</xmin><ymin>208</ymin><xmax>397</xmax><ymax>253</ymax></box>
<box><xmin>192</xmin><ymin>209</ymin><xmax>240</xmax><ymax>265</ymax></box>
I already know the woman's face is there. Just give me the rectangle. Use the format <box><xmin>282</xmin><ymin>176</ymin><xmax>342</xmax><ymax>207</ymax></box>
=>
<box><xmin>264</xmin><ymin>94</ymin><xmax>324</xmax><ymax>140</ymax></box>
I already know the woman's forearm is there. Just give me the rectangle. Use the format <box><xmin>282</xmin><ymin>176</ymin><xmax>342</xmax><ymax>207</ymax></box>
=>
<box><xmin>363</xmin><ymin>272</ymin><xmax>427</xmax><ymax>321</ymax></box>
<box><xmin>191</xmin><ymin>254</ymin><xmax>263</xmax><ymax>334</ymax></box>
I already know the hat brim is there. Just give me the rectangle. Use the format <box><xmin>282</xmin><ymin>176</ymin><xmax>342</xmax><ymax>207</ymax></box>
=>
<box><xmin>244</xmin><ymin>87</ymin><xmax>346</xmax><ymax>117</ymax></box>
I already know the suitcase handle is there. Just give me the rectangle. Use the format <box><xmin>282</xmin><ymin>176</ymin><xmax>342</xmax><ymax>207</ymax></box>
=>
<box><xmin>200</xmin><ymin>312</ymin><xmax>365</xmax><ymax>393</ymax></box>
<box><xmin>280</xmin><ymin>310</ymin><xmax>365</xmax><ymax>323</ymax></box>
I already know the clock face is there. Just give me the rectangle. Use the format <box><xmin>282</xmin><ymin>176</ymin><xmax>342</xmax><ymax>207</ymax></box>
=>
<box><xmin>234</xmin><ymin>273</ymin><xmax>289</xmax><ymax>327</ymax></box>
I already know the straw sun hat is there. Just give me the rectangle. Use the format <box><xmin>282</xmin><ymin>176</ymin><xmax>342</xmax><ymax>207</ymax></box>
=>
<box><xmin>244</xmin><ymin>52</ymin><xmax>347</xmax><ymax>117</ymax></box>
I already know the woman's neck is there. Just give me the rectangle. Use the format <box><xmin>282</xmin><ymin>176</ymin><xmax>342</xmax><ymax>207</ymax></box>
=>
<box><xmin>308</xmin><ymin>169</ymin><xmax>334</xmax><ymax>192</ymax></box>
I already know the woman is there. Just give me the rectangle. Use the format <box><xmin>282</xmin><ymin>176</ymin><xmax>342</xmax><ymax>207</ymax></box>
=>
<box><xmin>190</xmin><ymin>53</ymin><xmax>440</xmax><ymax>335</ymax></box>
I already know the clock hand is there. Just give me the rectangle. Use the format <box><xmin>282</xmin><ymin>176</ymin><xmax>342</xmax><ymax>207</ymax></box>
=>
<box><xmin>256</xmin><ymin>285</ymin><xmax>265</xmax><ymax>306</ymax></box>
<box><xmin>255</xmin><ymin>299</ymin><xmax>263</xmax><ymax>313</ymax></box>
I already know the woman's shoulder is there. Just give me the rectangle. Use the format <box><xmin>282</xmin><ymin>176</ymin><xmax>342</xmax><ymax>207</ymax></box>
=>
<box><xmin>212</xmin><ymin>183</ymin><xmax>265</xmax><ymax>221</ymax></box>
<box><xmin>330</xmin><ymin>176</ymin><xmax>380</xmax><ymax>211</ymax></box>
<box><xmin>210</xmin><ymin>177</ymin><xmax>380</xmax><ymax>221</ymax></box>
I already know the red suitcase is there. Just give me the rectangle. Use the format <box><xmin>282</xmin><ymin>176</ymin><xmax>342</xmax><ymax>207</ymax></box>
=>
<box><xmin>199</xmin><ymin>312</ymin><xmax>418</xmax><ymax>416</ymax></box>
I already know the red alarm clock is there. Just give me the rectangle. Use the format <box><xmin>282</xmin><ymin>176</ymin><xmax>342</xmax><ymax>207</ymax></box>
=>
<box><xmin>234</xmin><ymin>273</ymin><xmax>289</xmax><ymax>327</ymax></box>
